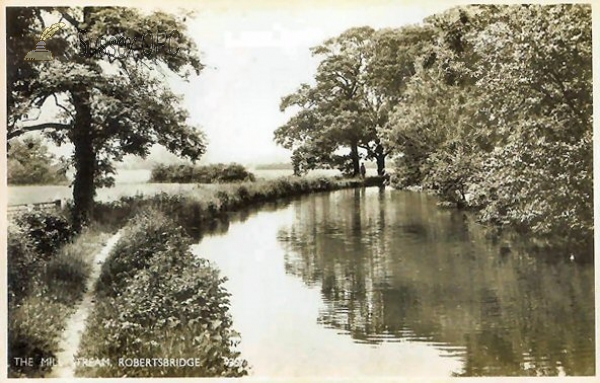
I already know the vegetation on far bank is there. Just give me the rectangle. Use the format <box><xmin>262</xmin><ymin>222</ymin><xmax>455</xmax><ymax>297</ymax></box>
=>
<box><xmin>275</xmin><ymin>4</ymin><xmax>592</xmax><ymax>254</ymax></box>
<box><xmin>150</xmin><ymin>163</ymin><xmax>256</xmax><ymax>184</ymax></box>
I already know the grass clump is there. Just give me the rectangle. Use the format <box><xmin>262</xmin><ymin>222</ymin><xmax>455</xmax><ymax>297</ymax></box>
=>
<box><xmin>77</xmin><ymin>210</ymin><xmax>248</xmax><ymax>377</ymax></box>
<box><xmin>7</xmin><ymin>223</ymin><xmax>39</xmax><ymax>306</ymax></box>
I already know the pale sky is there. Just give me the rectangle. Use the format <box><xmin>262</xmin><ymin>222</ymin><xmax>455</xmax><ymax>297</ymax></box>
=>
<box><xmin>25</xmin><ymin>1</ymin><xmax>452</xmax><ymax>166</ymax></box>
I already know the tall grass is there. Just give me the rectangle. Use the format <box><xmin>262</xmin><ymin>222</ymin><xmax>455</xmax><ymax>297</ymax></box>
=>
<box><xmin>7</xmin><ymin>229</ymin><xmax>109</xmax><ymax>377</ymax></box>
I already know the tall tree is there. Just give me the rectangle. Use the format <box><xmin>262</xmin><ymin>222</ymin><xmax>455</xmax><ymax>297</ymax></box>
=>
<box><xmin>7</xmin><ymin>7</ymin><xmax>207</xmax><ymax>230</ymax></box>
<box><xmin>276</xmin><ymin>25</ymin><xmax>434</xmax><ymax>176</ymax></box>
<box><xmin>363</xmin><ymin>25</ymin><xmax>436</xmax><ymax>174</ymax></box>
<box><xmin>276</xmin><ymin>27</ymin><xmax>375</xmax><ymax>176</ymax></box>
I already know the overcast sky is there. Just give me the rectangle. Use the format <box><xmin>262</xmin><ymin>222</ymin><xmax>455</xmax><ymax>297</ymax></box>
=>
<box><xmin>159</xmin><ymin>0</ymin><xmax>450</xmax><ymax>165</ymax></box>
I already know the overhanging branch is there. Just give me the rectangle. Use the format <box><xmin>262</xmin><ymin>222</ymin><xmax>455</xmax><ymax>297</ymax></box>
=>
<box><xmin>8</xmin><ymin>123</ymin><xmax>72</xmax><ymax>140</ymax></box>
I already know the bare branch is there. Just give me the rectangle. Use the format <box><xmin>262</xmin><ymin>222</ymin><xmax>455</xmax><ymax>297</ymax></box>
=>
<box><xmin>52</xmin><ymin>93</ymin><xmax>74</xmax><ymax>119</ymax></box>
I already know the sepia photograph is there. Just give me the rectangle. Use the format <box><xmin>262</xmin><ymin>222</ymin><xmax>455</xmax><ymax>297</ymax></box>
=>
<box><xmin>2</xmin><ymin>0</ymin><xmax>596</xmax><ymax>379</ymax></box>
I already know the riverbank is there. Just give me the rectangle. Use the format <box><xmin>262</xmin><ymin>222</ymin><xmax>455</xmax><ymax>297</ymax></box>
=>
<box><xmin>7</xmin><ymin>176</ymin><xmax>377</xmax><ymax>378</ymax></box>
<box><xmin>75</xmin><ymin>176</ymin><xmax>378</xmax><ymax>377</ymax></box>
<box><xmin>92</xmin><ymin>176</ymin><xmax>380</xmax><ymax>233</ymax></box>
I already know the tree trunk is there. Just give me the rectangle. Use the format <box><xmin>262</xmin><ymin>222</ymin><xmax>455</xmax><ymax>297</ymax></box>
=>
<box><xmin>375</xmin><ymin>142</ymin><xmax>386</xmax><ymax>176</ymax></box>
<box><xmin>350</xmin><ymin>141</ymin><xmax>360</xmax><ymax>177</ymax></box>
<box><xmin>71</xmin><ymin>90</ymin><xmax>96</xmax><ymax>232</ymax></box>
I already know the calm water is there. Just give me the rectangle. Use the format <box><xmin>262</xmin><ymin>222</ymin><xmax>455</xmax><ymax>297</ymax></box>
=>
<box><xmin>191</xmin><ymin>187</ymin><xmax>595</xmax><ymax>377</ymax></box>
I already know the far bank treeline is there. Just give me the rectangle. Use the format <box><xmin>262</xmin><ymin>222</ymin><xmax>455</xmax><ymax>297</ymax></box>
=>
<box><xmin>276</xmin><ymin>4</ymin><xmax>592</xmax><ymax>253</ymax></box>
<box><xmin>150</xmin><ymin>163</ymin><xmax>256</xmax><ymax>183</ymax></box>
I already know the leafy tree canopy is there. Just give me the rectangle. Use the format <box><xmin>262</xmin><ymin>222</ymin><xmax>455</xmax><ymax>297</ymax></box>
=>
<box><xmin>7</xmin><ymin>6</ymin><xmax>207</xmax><ymax>229</ymax></box>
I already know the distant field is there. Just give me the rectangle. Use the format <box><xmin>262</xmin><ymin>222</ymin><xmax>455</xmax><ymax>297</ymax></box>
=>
<box><xmin>7</xmin><ymin>168</ymin><xmax>347</xmax><ymax>206</ymax></box>
<box><xmin>7</xmin><ymin>183</ymin><xmax>219</xmax><ymax>206</ymax></box>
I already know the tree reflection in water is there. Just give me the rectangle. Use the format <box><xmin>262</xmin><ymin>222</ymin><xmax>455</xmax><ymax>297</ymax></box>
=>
<box><xmin>277</xmin><ymin>188</ymin><xmax>594</xmax><ymax>376</ymax></box>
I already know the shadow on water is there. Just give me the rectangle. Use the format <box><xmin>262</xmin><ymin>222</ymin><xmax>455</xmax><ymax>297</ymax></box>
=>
<box><xmin>274</xmin><ymin>187</ymin><xmax>595</xmax><ymax>376</ymax></box>
<box><xmin>189</xmin><ymin>198</ymin><xmax>297</xmax><ymax>240</ymax></box>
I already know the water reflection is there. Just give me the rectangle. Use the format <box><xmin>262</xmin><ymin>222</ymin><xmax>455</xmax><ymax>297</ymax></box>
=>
<box><xmin>277</xmin><ymin>188</ymin><xmax>595</xmax><ymax>376</ymax></box>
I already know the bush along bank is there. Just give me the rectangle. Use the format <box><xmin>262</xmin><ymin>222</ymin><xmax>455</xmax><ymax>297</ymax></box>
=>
<box><xmin>93</xmin><ymin>176</ymin><xmax>374</xmax><ymax>234</ymax></box>
<box><xmin>150</xmin><ymin>163</ymin><xmax>256</xmax><ymax>183</ymax></box>
<box><xmin>7</xmin><ymin>211</ymin><xmax>108</xmax><ymax>378</ymax></box>
<box><xmin>76</xmin><ymin>209</ymin><xmax>248</xmax><ymax>377</ymax></box>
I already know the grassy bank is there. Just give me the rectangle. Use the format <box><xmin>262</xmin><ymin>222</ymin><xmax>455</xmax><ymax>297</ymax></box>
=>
<box><xmin>75</xmin><ymin>176</ymin><xmax>376</xmax><ymax>377</ymax></box>
<box><xmin>76</xmin><ymin>210</ymin><xmax>248</xmax><ymax>377</ymax></box>
<box><xmin>7</xmin><ymin>223</ymin><xmax>109</xmax><ymax>378</ymax></box>
<box><xmin>93</xmin><ymin>176</ymin><xmax>379</xmax><ymax>234</ymax></box>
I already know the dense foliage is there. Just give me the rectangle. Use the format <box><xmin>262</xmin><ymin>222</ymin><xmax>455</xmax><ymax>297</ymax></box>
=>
<box><xmin>7</xmin><ymin>7</ymin><xmax>207</xmax><ymax>229</ymax></box>
<box><xmin>8</xmin><ymin>210</ymin><xmax>75</xmax><ymax>305</ymax></box>
<box><xmin>150</xmin><ymin>163</ymin><xmax>256</xmax><ymax>183</ymax></box>
<box><xmin>8</xmin><ymin>137</ymin><xmax>68</xmax><ymax>185</ymax></box>
<box><xmin>13</xmin><ymin>210</ymin><xmax>74</xmax><ymax>259</ymax></box>
<box><xmin>384</xmin><ymin>4</ymin><xmax>592</xmax><ymax>253</ymax></box>
<box><xmin>78</xmin><ymin>210</ymin><xmax>248</xmax><ymax>377</ymax></box>
<box><xmin>278</xmin><ymin>4</ymin><xmax>592</xmax><ymax>255</ymax></box>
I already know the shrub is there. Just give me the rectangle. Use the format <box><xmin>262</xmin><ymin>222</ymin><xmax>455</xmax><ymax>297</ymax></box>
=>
<box><xmin>421</xmin><ymin>146</ymin><xmax>482</xmax><ymax>208</ymax></box>
<box><xmin>14</xmin><ymin>210</ymin><xmax>74</xmax><ymax>259</ymax></box>
<box><xmin>473</xmin><ymin>134</ymin><xmax>593</xmax><ymax>253</ymax></box>
<box><xmin>96</xmin><ymin>209</ymin><xmax>191</xmax><ymax>297</ymax></box>
<box><xmin>8</xmin><ymin>297</ymin><xmax>69</xmax><ymax>377</ymax></box>
<box><xmin>217</xmin><ymin>163</ymin><xmax>256</xmax><ymax>183</ymax></box>
<box><xmin>150</xmin><ymin>163</ymin><xmax>255</xmax><ymax>184</ymax></box>
<box><xmin>78</xmin><ymin>210</ymin><xmax>248</xmax><ymax>377</ymax></box>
